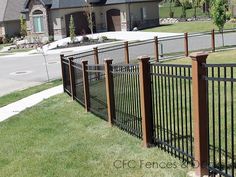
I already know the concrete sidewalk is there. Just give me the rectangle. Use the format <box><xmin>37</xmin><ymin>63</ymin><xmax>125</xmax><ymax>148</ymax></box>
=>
<box><xmin>0</xmin><ymin>85</ymin><xmax>63</xmax><ymax>122</ymax></box>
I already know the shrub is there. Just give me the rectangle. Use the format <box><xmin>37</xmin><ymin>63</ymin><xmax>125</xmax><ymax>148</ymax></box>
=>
<box><xmin>174</xmin><ymin>0</ymin><xmax>182</xmax><ymax>7</ymax></box>
<box><xmin>226</xmin><ymin>11</ymin><xmax>232</xmax><ymax>21</ymax></box>
<box><xmin>69</xmin><ymin>15</ymin><xmax>76</xmax><ymax>43</ymax></box>
<box><xmin>49</xmin><ymin>35</ymin><xmax>54</xmax><ymax>42</ymax></box>
<box><xmin>81</xmin><ymin>36</ymin><xmax>89</xmax><ymax>43</ymax></box>
<box><xmin>101</xmin><ymin>36</ymin><xmax>108</xmax><ymax>40</ymax></box>
<box><xmin>169</xmin><ymin>11</ymin><xmax>174</xmax><ymax>18</ymax></box>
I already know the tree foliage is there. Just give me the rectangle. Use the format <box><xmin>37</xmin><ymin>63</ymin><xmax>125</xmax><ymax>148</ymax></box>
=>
<box><xmin>69</xmin><ymin>15</ymin><xmax>76</xmax><ymax>42</ymax></box>
<box><xmin>83</xmin><ymin>3</ymin><xmax>94</xmax><ymax>34</ymax></box>
<box><xmin>211</xmin><ymin>0</ymin><xmax>227</xmax><ymax>32</ymax></box>
<box><xmin>20</xmin><ymin>15</ymin><xmax>27</xmax><ymax>37</ymax></box>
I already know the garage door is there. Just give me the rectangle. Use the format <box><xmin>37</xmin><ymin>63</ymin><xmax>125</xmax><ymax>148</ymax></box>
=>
<box><xmin>106</xmin><ymin>9</ymin><xmax>121</xmax><ymax>31</ymax></box>
<box><xmin>65</xmin><ymin>12</ymin><xmax>90</xmax><ymax>36</ymax></box>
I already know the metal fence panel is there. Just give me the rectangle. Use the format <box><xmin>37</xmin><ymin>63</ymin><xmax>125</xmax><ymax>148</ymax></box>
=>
<box><xmin>112</xmin><ymin>64</ymin><xmax>142</xmax><ymax>138</ymax></box>
<box><xmin>150</xmin><ymin>63</ymin><xmax>194</xmax><ymax>163</ymax></box>
<box><xmin>205</xmin><ymin>64</ymin><xmax>236</xmax><ymax>177</ymax></box>
<box><xmin>87</xmin><ymin>64</ymin><xmax>108</xmax><ymax>120</ymax></box>
<box><xmin>72</xmin><ymin>61</ymin><xmax>85</xmax><ymax>106</ymax></box>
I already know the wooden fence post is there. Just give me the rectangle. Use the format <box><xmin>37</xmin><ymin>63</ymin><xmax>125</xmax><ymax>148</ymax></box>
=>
<box><xmin>104</xmin><ymin>59</ymin><xmax>115</xmax><ymax>126</ymax></box>
<box><xmin>190</xmin><ymin>52</ymin><xmax>209</xmax><ymax>177</ymax></box>
<box><xmin>184</xmin><ymin>32</ymin><xmax>189</xmax><ymax>57</ymax></box>
<box><xmin>69</xmin><ymin>57</ymin><xmax>76</xmax><ymax>100</ymax></box>
<box><xmin>60</xmin><ymin>54</ymin><xmax>65</xmax><ymax>92</ymax></box>
<box><xmin>82</xmin><ymin>60</ymin><xmax>90</xmax><ymax>112</ymax></box>
<box><xmin>94</xmin><ymin>47</ymin><xmax>99</xmax><ymax>64</ymax></box>
<box><xmin>124</xmin><ymin>41</ymin><xmax>130</xmax><ymax>64</ymax></box>
<box><xmin>138</xmin><ymin>56</ymin><xmax>153</xmax><ymax>148</ymax></box>
<box><xmin>211</xmin><ymin>29</ymin><xmax>215</xmax><ymax>52</ymax></box>
<box><xmin>93</xmin><ymin>47</ymin><xmax>100</xmax><ymax>80</ymax></box>
<box><xmin>154</xmin><ymin>36</ymin><xmax>159</xmax><ymax>62</ymax></box>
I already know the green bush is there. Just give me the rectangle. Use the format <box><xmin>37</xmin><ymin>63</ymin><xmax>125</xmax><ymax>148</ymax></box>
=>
<box><xmin>174</xmin><ymin>0</ymin><xmax>182</xmax><ymax>7</ymax></box>
<box><xmin>49</xmin><ymin>35</ymin><xmax>54</xmax><ymax>42</ymax></box>
<box><xmin>226</xmin><ymin>11</ymin><xmax>232</xmax><ymax>20</ymax></box>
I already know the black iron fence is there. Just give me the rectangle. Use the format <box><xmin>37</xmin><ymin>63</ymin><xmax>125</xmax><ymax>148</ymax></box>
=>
<box><xmin>204</xmin><ymin>64</ymin><xmax>236</xmax><ymax>177</ymax></box>
<box><xmin>61</xmin><ymin>50</ymin><xmax>236</xmax><ymax>177</ymax></box>
<box><xmin>112</xmin><ymin>64</ymin><xmax>142</xmax><ymax>139</ymax></box>
<box><xmin>150</xmin><ymin>63</ymin><xmax>194</xmax><ymax>163</ymax></box>
<box><xmin>87</xmin><ymin>64</ymin><xmax>107</xmax><ymax>120</ymax></box>
<box><xmin>72</xmin><ymin>61</ymin><xmax>84</xmax><ymax>106</ymax></box>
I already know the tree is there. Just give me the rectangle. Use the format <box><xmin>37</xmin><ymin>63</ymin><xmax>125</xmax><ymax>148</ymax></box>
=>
<box><xmin>20</xmin><ymin>15</ymin><xmax>27</xmax><ymax>37</ymax></box>
<box><xmin>83</xmin><ymin>3</ymin><xmax>94</xmax><ymax>35</ymax></box>
<box><xmin>179</xmin><ymin>0</ymin><xmax>191</xmax><ymax>19</ymax></box>
<box><xmin>169</xmin><ymin>0</ymin><xmax>174</xmax><ymax>18</ymax></box>
<box><xmin>192</xmin><ymin>0</ymin><xmax>201</xmax><ymax>18</ymax></box>
<box><xmin>69</xmin><ymin>15</ymin><xmax>76</xmax><ymax>42</ymax></box>
<box><xmin>211</xmin><ymin>0</ymin><xmax>227</xmax><ymax>46</ymax></box>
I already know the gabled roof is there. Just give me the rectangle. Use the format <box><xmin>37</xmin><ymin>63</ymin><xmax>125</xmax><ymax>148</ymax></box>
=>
<box><xmin>0</xmin><ymin>0</ymin><xmax>25</xmax><ymax>22</ymax></box>
<box><xmin>24</xmin><ymin>0</ymin><xmax>52</xmax><ymax>9</ymax></box>
<box><xmin>24</xmin><ymin>0</ymin><xmax>159</xmax><ymax>10</ymax></box>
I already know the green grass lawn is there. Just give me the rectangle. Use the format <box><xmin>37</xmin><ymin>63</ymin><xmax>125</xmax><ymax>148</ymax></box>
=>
<box><xmin>0</xmin><ymin>79</ymin><xmax>62</xmax><ymax>108</ymax></box>
<box><xmin>7</xmin><ymin>48</ymin><xmax>33</xmax><ymax>53</ymax></box>
<box><xmin>0</xmin><ymin>43</ymin><xmax>13</xmax><ymax>50</ymax></box>
<box><xmin>163</xmin><ymin>49</ymin><xmax>236</xmax><ymax>64</ymax></box>
<box><xmin>0</xmin><ymin>94</ymin><xmax>190</xmax><ymax>177</ymax></box>
<box><xmin>143</xmin><ymin>21</ymin><xmax>236</xmax><ymax>33</ymax></box>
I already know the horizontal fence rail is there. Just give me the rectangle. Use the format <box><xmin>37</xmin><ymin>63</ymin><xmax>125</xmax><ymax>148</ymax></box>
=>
<box><xmin>111</xmin><ymin>64</ymin><xmax>142</xmax><ymax>139</ymax></box>
<box><xmin>62</xmin><ymin>29</ymin><xmax>236</xmax><ymax>65</ymax></box>
<box><xmin>150</xmin><ymin>63</ymin><xmax>194</xmax><ymax>163</ymax></box>
<box><xmin>204</xmin><ymin>63</ymin><xmax>236</xmax><ymax>177</ymax></box>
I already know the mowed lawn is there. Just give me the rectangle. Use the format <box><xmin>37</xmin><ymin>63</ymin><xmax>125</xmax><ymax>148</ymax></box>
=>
<box><xmin>163</xmin><ymin>49</ymin><xmax>236</xmax><ymax>64</ymax></box>
<box><xmin>0</xmin><ymin>79</ymin><xmax>62</xmax><ymax>108</ymax></box>
<box><xmin>143</xmin><ymin>21</ymin><xmax>236</xmax><ymax>33</ymax></box>
<box><xmin>0</xmin><ymin>94</ymin><xmax>190</xmax><ymax>177</ymax></box>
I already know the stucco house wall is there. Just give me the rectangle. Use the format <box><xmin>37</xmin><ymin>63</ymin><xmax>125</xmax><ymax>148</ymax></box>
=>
<box><xmin>0</xmin><ymin>0</ymin><xmax>26</xmax><ymax>38</ymax></box>
<box><xmin>27</xmin><ymin>0</ymin><xmax>50</xmax><ymax>41</ymax></box>
<box><xmin>25</xmin><ymin>0</ymin><xmax>160</xmax><ymax>41</ymax></box>
<box><xmin>126</xmin><ymin>1</ymin><xmax>159</xmax><ymax>30</ymax></box>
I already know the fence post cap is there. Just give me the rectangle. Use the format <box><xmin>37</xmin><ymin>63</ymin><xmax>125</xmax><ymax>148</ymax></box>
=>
<box><xmin>189</xmin><ymin>52</ymin><xmax>208</xmax><ymax>61</ymax></box>
<box><xmin>104</xmin><ymin>58</ymin><xmax>113</xmax><ymax>63</ymax></box>
<box><xmin>82</xmin><ymin>60</ymin><xmax>88</xmax><ymax>64</ymax></box>
<box><xmin>138</xmin><ymin>55</ymin><xmax>150</xmax><ymax>61</ymax></box>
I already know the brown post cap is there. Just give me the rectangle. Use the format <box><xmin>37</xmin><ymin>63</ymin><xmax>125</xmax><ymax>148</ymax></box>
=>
<box><xmin>189</xmin><ymin>51</ymin><xmax>208</xmax><ymax>62</ymax></box>
<box><xmin>82</xmin><ymin>60</ymin><xmax>88</xmax><ymax>64</ymax></box>
<box><xmin>138</xmin><ymin>55</ymin><xmax>150</xmax><ymax>61</ymax></box>
<box><xmin>104</xmin><ymin>58</ymin><xmax>113</xmax><ymax>63</ymax></box>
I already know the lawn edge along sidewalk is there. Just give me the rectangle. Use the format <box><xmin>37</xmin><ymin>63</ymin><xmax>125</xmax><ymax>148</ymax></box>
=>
<box><xmin>0</xmin><ymin>85</ymin><xmax>63</xmax><ymax>122</ymax></box>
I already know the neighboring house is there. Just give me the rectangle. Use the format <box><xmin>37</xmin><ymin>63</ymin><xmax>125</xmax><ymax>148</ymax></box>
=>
<box><xmin>0</xmin><ymin>0</ymin><xmax>26</xmax><ymax>38</ymax></box>
<box><xmin>23</xmin><ymin>0</ymin><xmax>161</xmax><ymax>41</ymax></box>
<box><xmin>230</xmin><ymin>0</ymin><xmax>236</xmax><ymax>17</ymax></box>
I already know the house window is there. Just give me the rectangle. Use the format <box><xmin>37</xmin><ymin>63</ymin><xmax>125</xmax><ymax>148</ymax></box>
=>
<box><xmin>32</xmin><ymin>10</ymin><xmax>44</xmax><ymax>33</ymax></box>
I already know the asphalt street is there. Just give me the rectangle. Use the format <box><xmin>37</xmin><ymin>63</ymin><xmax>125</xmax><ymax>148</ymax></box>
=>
<box><xmin>0</xmin><ymin>53</ymin><xmax>61</xmax><ymax>96</ymax></box>
<box><xmin>0</xmin><ymin>31</ymin><xmax>235</xmax><ymax>96</ymax></box>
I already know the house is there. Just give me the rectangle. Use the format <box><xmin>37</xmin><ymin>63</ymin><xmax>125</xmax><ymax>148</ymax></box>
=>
<box><xmin>230</xmin><ymin>0</ymin><xmax>236</xmax><ymax>17</ymax></box>
<box><xmin>23</xmin><ymin>0</ymin><xmax>161</xmax><ymax>41</ymax></box>
<box><xmin>0</xmin><ymin>0</ymin><xmax>26</xmax><ymax>38</ymax></box>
